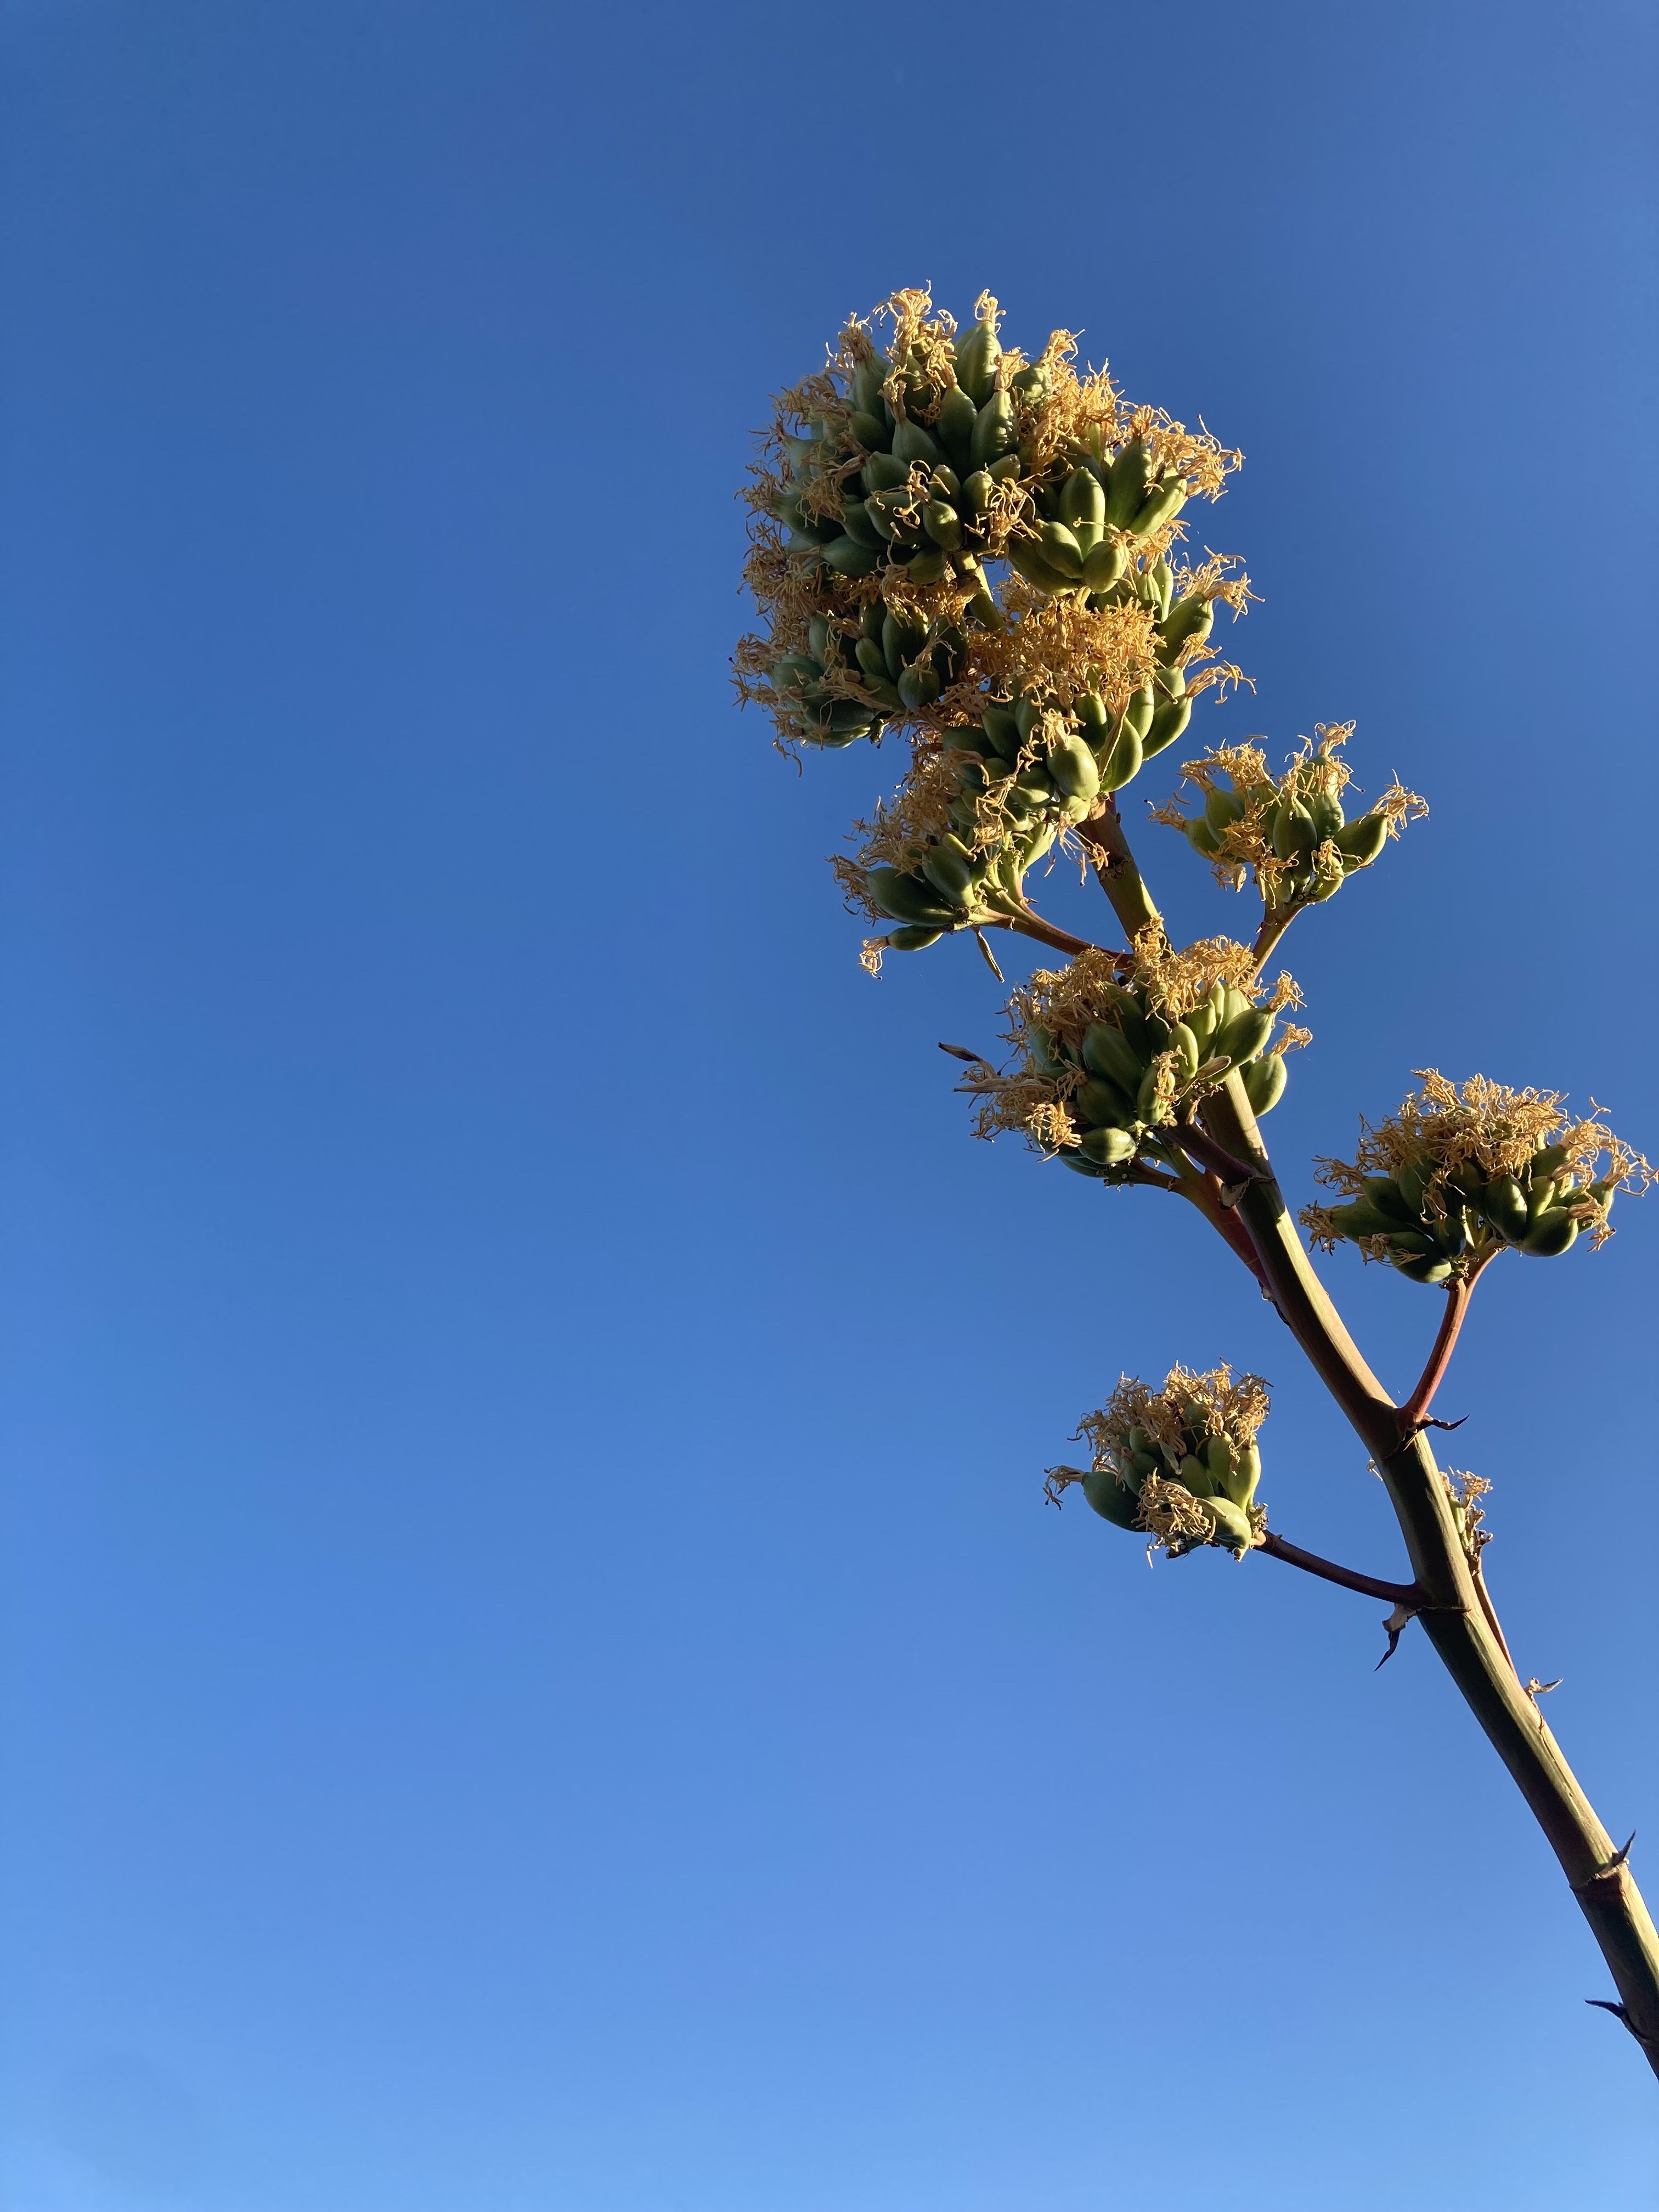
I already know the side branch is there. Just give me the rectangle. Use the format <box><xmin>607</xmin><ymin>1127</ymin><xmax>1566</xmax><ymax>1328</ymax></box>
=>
<box><xmin>983</xmin><ymin>910</ymin><xmax>1109</xmax><ymax>962</ymax></box>
<box><xmin>1248</xmin><ymin>901</ymin><xmax>1301</xmax><ymax>977</ymax></box>
<box><xmin>1397</xmin><ymin>1260</ymin><xmax>1492</xmax><ymax>1434</ymax></box>
<box><xmin>1160</xmin><ymin>1116</ymin><xmax>1262</xmax><ymax>1194</ymax></box>
<box><xmin>1259</xmin><ymin>1530</ymin><xmax>1419</xmax><ymax>1607</ymax></box>
<box><xmin>1171</xmin><ymin>1169</ymin><xmax>1269</xmax><ymax>1288</ymax></box>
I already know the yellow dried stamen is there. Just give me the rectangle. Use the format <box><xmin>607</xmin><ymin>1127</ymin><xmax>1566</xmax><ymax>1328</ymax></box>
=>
<box><xmin>1078</xmin><ymin>1361</ymin><xmax>1270</xmax><ymax>1469</ymax></box>
<box><xmin>1028</xmin><ymin>1099</ymin><xmax>1079</xmax><ymax>1153</ymax></box>
<box><xmin>971</xmin><ymin>595</ymin><xmax>1159</xmax><ymax>715</ymax></box>
<box><xmin>1152</xmin><ymin>724</ymin><xmax>1426</xmax><ymax>899</ymax></box>
<box><xmin>1442</xmin><ymin>1469</ymin><xmax>1492</xmax><ymax>1568</ymax></box>
<box><xmin>1310</xmin><ymin>1071</ymin><xmax>1655</xmax><ymax>1249</ymax></box>
<box><xmin>1136</xmin><ymin>1472</ymin><xmax>1223</xmax><ymax>1555</ymax></box>
<box><xmin>847</xmin><ymin>752</ymin><xmax>962</xmax><ymax>872</ymax></box>
<box><xmin>970</xmin><ymin>935</ymin><xmax>1305</xmax><ymax>1147</ymax></box>
<box><xmin>737</xmin><ymin>289</ymin><xmax>1249</xmax><ymax>755</ymax></box>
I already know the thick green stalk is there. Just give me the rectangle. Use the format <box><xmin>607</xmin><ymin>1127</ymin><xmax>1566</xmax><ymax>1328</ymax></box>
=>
<box><xmin>1201</xmin><ymin>1074</ymin><xmax>1659</xmax><ymax>2072</ymax></box>
<box><xmin>1079</xmin><ymin>800</ymin><xmax>1160</xmax><ymax>941</ymax></box>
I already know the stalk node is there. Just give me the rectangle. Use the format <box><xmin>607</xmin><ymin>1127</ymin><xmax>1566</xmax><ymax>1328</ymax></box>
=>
<box><xmin>1573</xmin><ymin>1834</ymin><xmax>1637</xmax><ymax>1893</ymax></box>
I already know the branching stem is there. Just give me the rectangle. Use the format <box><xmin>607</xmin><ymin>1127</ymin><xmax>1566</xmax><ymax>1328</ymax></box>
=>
<box><xmin>983</xmin><ymin>909</ymin><xmax>1104</xmax><ymax>962</ymax></box>
<box><xmin>1193</xmin><ymin>1070</ymin><xmax>1659</xmax><ymax>2075</ymax></box>
<box><xmin>1126</xmin><ymin>1164</ymin><xmax>1184</xmax><ymax>1194</ymax></box>
<box><xmin>1397</xmin><ymin>1255</ymin><xmax>1494</xmax><ymax>1435</ymax></box>
<box><xmin>1160</xmin><ymin>1116</ymin><xmax>1262</xmax><ymax>1192</ymax></box>
<box><xmin>1259</xmin><ymin>1530</ymin><xmax>1419</xmax><ymax>1607</ymax></box>
<box><xmin>1171</xmin><ymin>1169</ymin><xmax>1269</xmax><ymax>1286</ymax></box>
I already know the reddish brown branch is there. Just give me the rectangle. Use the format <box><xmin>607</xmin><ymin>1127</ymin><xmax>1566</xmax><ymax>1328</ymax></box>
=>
<box><xmin>1472</xmin><ymin>1552</ymin><xmax>1519</xmax><ymax>1679</ymax></box>
<box><xmin>1127</xmin><ymin>1164</ymin><xmax>1184</xmax><ymax>1194</ymax></box>
<box><xmin>1175</xmin><ymin>1172</ymin><xmax>1271</xmax><ymax>1288</ymax></box>
<box><xmin>1260</xmin><ymin>1530</ymin><xmax>1420</xmax><ymax>1607</ymax></box>
<box><xmin>1159</xmin><ymin>1117</ymin><xmax>1263</xmax><ymax>1193</ymax></box>
<box><xmin>1397</xmin><ymin>1256</ymin><xmax>1494</xmax><ymax>1436</ymax></box>
<box><xmin>983</xmin><ymin>910</ymin><xmax>1106</xmax><ymax>962</ymax></box>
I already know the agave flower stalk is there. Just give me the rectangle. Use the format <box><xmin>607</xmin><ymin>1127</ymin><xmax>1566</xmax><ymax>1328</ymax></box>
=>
<box><xmin>737</xmin><ymin>287</ymin><xmax>1659</xmax><ymax>2080</ymax></box>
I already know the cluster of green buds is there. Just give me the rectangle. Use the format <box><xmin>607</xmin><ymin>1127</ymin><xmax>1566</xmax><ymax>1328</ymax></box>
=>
<box><xmin>768</xmin><ymin>605</ymin><xmax>971</xmax><ymax>746</ymax></box>
<box><xmin>1303</xmin><ymin>1071</ymin><xmax>1654</xmax><ymax>1285</ymax></box>
<box><xmin>1001</xmin><ymin>443</ymin><xmax>1199</xmax><ymax>595</ymax></box>
<box><xmin>969</xmin><ymin>936</ymin><xmax>1308</xmax><ymax>1180</ymax></box>
<box><xmin>830</xmin><ymin>324</ymin><xmax>1025</xmax><ymax>597</ymax></box>
<box><xmin>1152</xmin><ymin>727</ymin><xmax>1426</xmax><ymax>912</ymax></box>
<box><xmin>832</xmin><ymin>746</ymin><xmax>1056</xmax><ymax>957</ymax></box>
<box><xmin>1037</xmin><ymin>977</ymin><xmax>1292</xmax><ymax>1177</ymax></box>
<box><xmin>1048</xmin><ymin>1363</ymin><xmax>1269</xmax><ymax>1558</ymax></box>
<box><xmin>843</xmin><ymin>559</ymin><xmax>1247</xmax><ymax>966</ymax></box>
<box><xmin>735</xmin><ymin>286</ymin><xmax>1242</xmax><ymax>759</ymax></box>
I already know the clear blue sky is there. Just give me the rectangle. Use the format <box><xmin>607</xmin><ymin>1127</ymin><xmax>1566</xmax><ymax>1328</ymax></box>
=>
<box><xmin>1</xmin><ymin>3</ymin><xmax>1654</xmax><ymax>2205</ymax></box>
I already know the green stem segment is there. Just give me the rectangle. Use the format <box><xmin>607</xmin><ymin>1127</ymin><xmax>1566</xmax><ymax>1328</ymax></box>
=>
<box><xmin>1079</xmin><ymin>800</ymin><xmax>1160</xmax><ymax>943</ymax></box>
<box><xmin>1199</xmin><ymin>1074</ymin><xmax>1659</xmax><ymax>2074</ymax></box>
<box><xmin>1248</xmin><ymin>899</ymin><xmax>1301</xmax><ymax>977</ymax></box>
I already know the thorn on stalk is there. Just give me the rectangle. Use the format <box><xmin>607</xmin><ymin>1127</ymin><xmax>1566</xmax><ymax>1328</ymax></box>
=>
<box><xmin>1585</xmin><ymin>1997</ymin><xmax>1658</xmax><ymax>2047</ymax></box>
<box><xmin>1376</xmin><ymin>1600</ymin><xmax>1418</xmax><ymax>1669</ymax></box>
<box><xmin>1524</xmin><ymin>1676</ymin><xmax>1564</xmax><ymax>1703</ymax></box>
<box><xmin>1402</xmin><ymin>1413</ymin><xmax>1469</xmax><ymax>1438</ymax></box>
<box><xmin>1577</xmin><ymin>1835</ymin><xmax>1638</xmax><ymax>1889</ymax></box>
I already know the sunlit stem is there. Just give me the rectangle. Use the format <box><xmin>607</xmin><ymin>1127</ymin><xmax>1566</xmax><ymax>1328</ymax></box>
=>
<box><xmin>1077</xmin><ymin>799</ymin><xmax>1160</xmax><ymax>942</ymax></box>
<box><xmin>1006</xmin><ymin>637</ymin><xmax>1659</xmax><ymax>2079</ymax></box>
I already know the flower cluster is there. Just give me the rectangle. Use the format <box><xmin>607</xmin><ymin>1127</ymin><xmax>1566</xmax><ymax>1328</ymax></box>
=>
<box><xmin>1047</xmin><ymin>1363</ymin><xmax>1269</xmax><ymax>1558</ymax></box>
<box><xmin>967</xmin><ymin>934</ymin><xmax>1308</xmax><ymax>1173</ymax></box>
<box><xmin>734</xmin><ymin>286</ymin><xmax>1246</xmax><ymax>777</ymax></box>
<box><xmin>1301</xmin><ymin>1071</ymin><xmax>1653</xmax><ymax>1282</ymax></box>
<box><xmin>1151</xmin><ymin>725</ymin><xmax>1426</xmax><ymax>910</ymax></box>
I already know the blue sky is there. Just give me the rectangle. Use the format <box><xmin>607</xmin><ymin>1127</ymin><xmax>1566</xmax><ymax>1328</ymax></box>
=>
<box><xmin>1</xmin><ymin>3</ymin><xmax>1655</xmax><ymax>2205</ymax></box>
